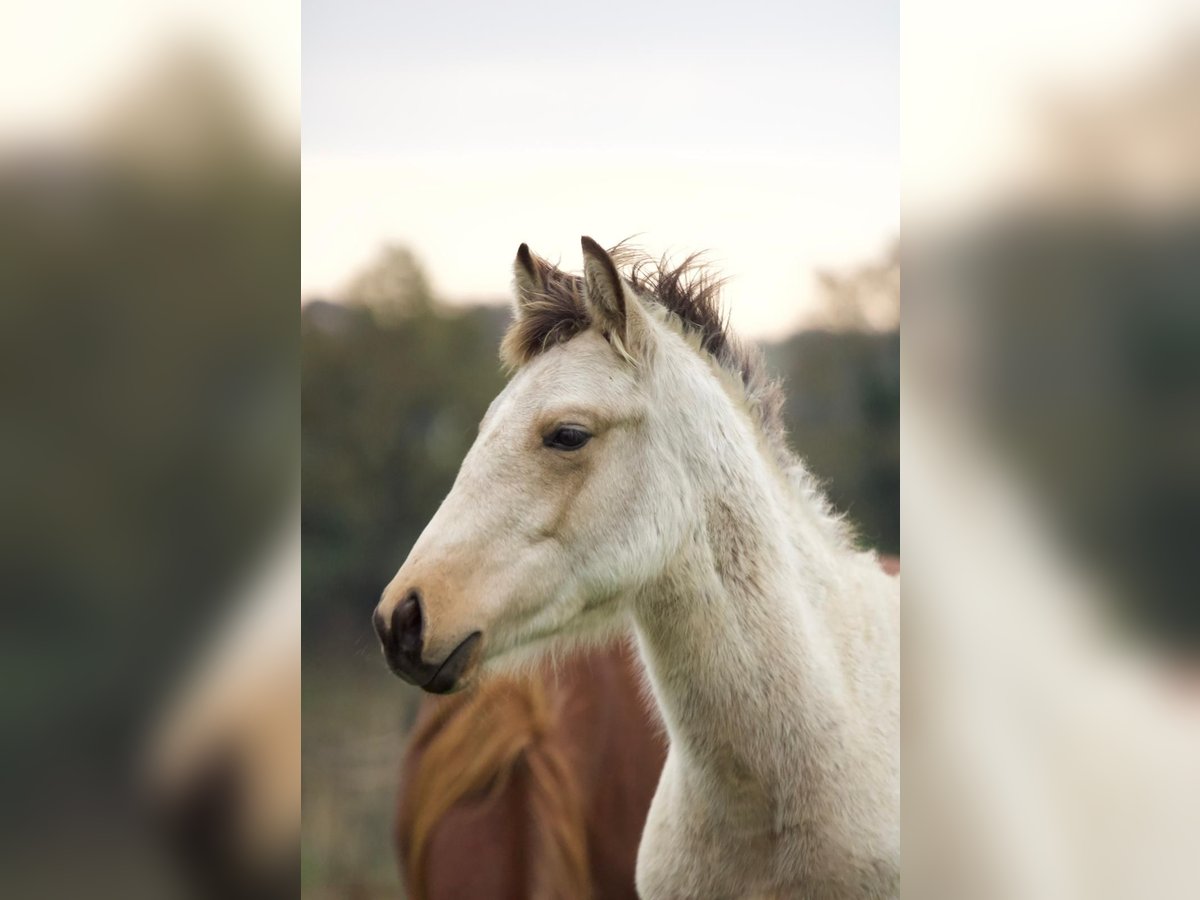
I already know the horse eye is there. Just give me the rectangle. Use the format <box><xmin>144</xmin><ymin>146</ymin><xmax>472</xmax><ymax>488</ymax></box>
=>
<box><xmin>544</xmin><ymin>426</ymin><xmax>591</xmax><ymax>451</ymax></box>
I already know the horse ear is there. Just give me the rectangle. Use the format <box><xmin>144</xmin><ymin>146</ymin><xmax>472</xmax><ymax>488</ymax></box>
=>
<box><xmin>512</xmin><ymin>243</ymin><xmax>543</xmax><ymax>312</ymax></box>
<box><xmin>580</xmin><ymin>236</ymin><xmax>632</xmax><ymax>346</ymax></box>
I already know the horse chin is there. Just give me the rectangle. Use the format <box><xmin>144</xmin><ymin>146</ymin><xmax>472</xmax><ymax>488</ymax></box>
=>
<box><xmin>476</xmin><ymin>629</ymin><xmax>560</xmax><ymax>678</ymax></box>
<box><xmin>420</xmin><ymin>631</ymin><xmax>483</xmax><ymax>695</ymax></box>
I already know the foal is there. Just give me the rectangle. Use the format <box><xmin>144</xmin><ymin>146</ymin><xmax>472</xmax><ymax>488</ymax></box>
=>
<box><xmin>374</xmin><ymin>238</ymin><xmax>900</xmax><ymax>899</ymax></box>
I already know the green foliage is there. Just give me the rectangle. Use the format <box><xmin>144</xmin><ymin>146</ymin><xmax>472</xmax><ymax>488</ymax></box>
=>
<box><xmin>767</xmin><ymin>330</ymin><xmax>900</xmax><ymax>554</ymax></box>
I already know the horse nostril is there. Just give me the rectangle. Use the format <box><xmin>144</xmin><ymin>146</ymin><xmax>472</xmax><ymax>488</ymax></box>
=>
<box><xmin>393</xmin><ymin>590</ymin><xmax>424</xmax><ymax>658</ymax></box>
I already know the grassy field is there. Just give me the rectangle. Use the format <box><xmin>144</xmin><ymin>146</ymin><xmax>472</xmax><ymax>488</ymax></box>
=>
<box><xmin>303</xmin><ymin>636</ymin><xmax>423</xmax><ymax>899</ymax></box>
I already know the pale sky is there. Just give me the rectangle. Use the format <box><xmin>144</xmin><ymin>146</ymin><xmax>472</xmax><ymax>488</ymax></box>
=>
<box><xmin>302</xmin><ymin>0</ymin><xmax>900</xmax><ymax>339</ymax></box>
<box><xmin>904</xmin><ymin>0</ymin><xmax>1197</xmax><ymax>223</ymax></box>
<box><xmin>2</xmin><ymin>0</ymin><xmax>298</xmax><ymax>140</ymax></box>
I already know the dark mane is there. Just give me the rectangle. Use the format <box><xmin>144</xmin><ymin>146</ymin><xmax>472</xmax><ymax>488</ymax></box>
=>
<box><xmin>501</xmin><ymin>242</ymin><xmax>787</xmax><ymax>452</ymax></box>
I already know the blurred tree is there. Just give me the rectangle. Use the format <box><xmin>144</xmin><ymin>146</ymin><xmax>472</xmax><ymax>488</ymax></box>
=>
<box><xmin>813</xmin><ymin>241</ymin><xmax>900</xmax><ymax>332</ymax></box>
<box><xmin>766</xmin><ymin>329</ymin><xmax>900</xmax><ymax>555</ymax></box>
<box><xmin>342</xmin><ymin>244</ymin><xmax>434</xmax><ymax>322</ymax></box>
<box><xmin>943</xmin><ymin>211</ymin><xmax>1200</xmax><ymax>650</ymax></box>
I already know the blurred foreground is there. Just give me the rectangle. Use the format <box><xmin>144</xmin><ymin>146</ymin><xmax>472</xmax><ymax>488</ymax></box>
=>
<box><xmin>904</xmin><ymin>10</ymin><xmax>1200</xmax><ymax>899</ymax></box>
<box><xmin>0</xmin><ymin>9</ymin><xmax>297</xmax><ymax>898</ymax></box>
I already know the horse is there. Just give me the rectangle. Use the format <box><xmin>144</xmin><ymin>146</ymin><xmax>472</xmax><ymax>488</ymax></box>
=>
<box><xmin>373</xmin><ymin>238</ymin><xmax>901</xmax><ymax>899</ymax></box>
<box><xmin>397</xmin><ymin>638</ymin><xmax>666</xmax><ymax>900</ymax></box>
<box><xmin>397</xmin><ymin>560</ymin><xmax>898</xmax><ymax>900</ymax></box>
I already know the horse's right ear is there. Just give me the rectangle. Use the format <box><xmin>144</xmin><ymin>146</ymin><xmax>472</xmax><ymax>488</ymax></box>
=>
<box><xmin>512</xmin><ymin>243</ymin><xmax>543</xmax><ymax>311</ymax></box>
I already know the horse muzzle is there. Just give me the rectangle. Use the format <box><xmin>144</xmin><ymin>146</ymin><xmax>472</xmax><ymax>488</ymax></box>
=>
<box><xmin>372</xmin><ymin>588</ymin><xmax>481</xmax><ymax>693</ymax></box>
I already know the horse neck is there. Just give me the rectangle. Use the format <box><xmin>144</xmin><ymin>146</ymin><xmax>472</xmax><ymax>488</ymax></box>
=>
<box><xmin>630</xmin><ymin>378</ymin><xmax>877</xmax><ymax>816</ymax></box>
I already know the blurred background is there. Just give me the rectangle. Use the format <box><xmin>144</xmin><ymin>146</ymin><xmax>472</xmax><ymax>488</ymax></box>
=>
<box><xmin>301</xmin><ymin>1</ymin><xmax>898</xmax><ymax>895</ymax></box>
<box><xmin>903</xmin><ymin>2</ymin><xmax>1200</xmax><ymax>898</ymax></box>
<box><xmin>1</xmin><ymin>2</ymin><xmax>297</xmax><ymax>898</ymax></box>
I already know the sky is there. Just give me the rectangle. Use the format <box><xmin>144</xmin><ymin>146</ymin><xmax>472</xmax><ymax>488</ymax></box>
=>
<box><xmin>903</xmin><ymin>0</ymin><xmax>1197</xmax><ymax>222</ymax></box>
<box><xmin>301</xmin><ymin>0</ymin><xmax>900</xmax><ymax>339</ymax></box>
<box><xmin>2</xmin><ymin>0</ymin><xmax>298</xmax><ymax>139</ymax></box>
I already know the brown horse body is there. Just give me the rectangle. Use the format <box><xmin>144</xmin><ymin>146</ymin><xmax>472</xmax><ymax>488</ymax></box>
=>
<box><xmin>397</xmin><ymin>557</ymin><xmax>897</xmax><ymax>899</ymax></box>
<box><xmin>398</xmin><ymin>640</ymin><xmax>666</xmax><ymax>899</ymax></box>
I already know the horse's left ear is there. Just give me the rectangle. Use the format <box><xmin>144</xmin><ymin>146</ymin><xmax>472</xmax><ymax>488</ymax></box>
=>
<box><xmin>581</xmin><ymin>236</ymin><xmax>645</xmax><ymax>360</ymax></box>
<box><xmin>512</xmin><ymin>242</ymin><xmax>544</xmax><ymax>312</ymax></box>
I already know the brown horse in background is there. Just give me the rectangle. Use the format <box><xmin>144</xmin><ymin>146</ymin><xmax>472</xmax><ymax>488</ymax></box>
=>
<box><xmin>397</xmin><ymin>557</ymin><xmax>898</xmax><ymax>900</ymax></box>
<box><xmin>397</xmin><ymin>639</ymin><xmax>664</xmax><ymax>900</ymax></box>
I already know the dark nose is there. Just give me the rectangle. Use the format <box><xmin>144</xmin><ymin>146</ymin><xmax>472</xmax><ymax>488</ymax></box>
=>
<box><xmin>372</xmin><ymin>588</ymin><xmax>482</xmax><ymax>694</ymax></box>
<box><xmin>373</xmin><ymin>589</ymin><xmax>425</xmax><ymax>677</ymax></box>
